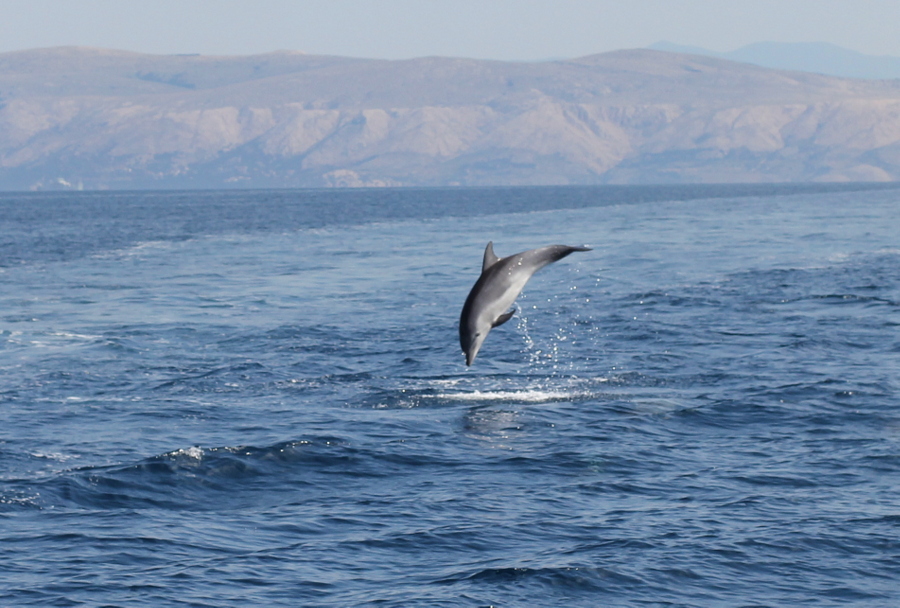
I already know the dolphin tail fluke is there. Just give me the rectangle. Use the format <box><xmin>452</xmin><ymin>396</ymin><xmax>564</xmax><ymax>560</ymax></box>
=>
<box><xmin>523</xmin><ymin>244</ymin><xmax>593</xmax><ymax>270</ymax></box>
<box><xmin>553</xmin><ymin>244</ymin><xmax>593</xmax><ymax>262</ymax></box>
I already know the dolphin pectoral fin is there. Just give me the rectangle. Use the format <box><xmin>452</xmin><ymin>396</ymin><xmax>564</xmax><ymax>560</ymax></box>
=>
<box><xmin>492</xmin><ymin>309</ymin><xmax>516</xmax><ymax>328</ymax></box>
<box><xmin>482</xmin><ymin>241</ymin><xmax>500</xmax><ymax>273</ymax></box>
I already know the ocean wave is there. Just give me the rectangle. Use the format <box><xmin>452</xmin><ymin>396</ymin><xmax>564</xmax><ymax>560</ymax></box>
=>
<box><xmin>436</xmin><ymin>564</ymin><xmax>645</xmax><ymax>591</ymax></box>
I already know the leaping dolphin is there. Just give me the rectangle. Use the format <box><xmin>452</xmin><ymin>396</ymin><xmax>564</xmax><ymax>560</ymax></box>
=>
<box><xmin>459</xmin><ymin>242</ymin><xmax>591</xmax><ymax>366</ymax></box>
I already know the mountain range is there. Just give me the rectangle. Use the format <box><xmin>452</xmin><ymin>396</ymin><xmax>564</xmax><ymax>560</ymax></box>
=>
<box><xmin>2</xmin><ymin>46</ymin><xmax>900</xmax><ymax>190</ymax></box>
<box><xmin>649</xmin><ymin>41</ymin><xmax>900</xmax><ymax>80</ymax></box>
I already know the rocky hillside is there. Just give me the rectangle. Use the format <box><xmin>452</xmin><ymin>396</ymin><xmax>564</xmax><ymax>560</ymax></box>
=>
<box><xmin>2</xmin><ymin>46</ymin><xmax>900</xmax><ymax>189</ymax></box>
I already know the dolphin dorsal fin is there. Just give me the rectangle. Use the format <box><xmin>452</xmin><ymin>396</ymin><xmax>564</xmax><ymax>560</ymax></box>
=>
<box><xmin>482</xmin><ymin>241</ymin><xmax>500</xmax><ymax>273</ymax></box>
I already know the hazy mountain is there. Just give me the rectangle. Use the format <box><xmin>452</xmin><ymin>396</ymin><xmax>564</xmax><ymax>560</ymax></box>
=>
<box><xmin>2</xmin><ymin>46</ymin><xmax>900</xmax><ymax>190</ymax></box>
<box><xmin>650</xmin><ymin>41</ymin><xmax>900</xmax><ymax>80</ymax></box>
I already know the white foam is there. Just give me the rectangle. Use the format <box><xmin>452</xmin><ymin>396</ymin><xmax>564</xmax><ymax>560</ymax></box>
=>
<box><xmin>29</xmin><ymin>451</ymin><xmax>77</xmax><ymax>462</ymax></box>
<box><xmin>91</xmin><ymin>239</ymin><xmax>179</xmax><ymax>260</ymax></box>
<box><xmin>168</xmin><ymin>446</ymin><xmax>204</xmax><ymax>460</ymax></box>
<box><xmin>0</xmin><ymin>492</ymin><xmax>40</xmax><ymax>507</ymax></box>
<box><xmin>433</xmin><ymin>389</ymin><xmax>593</xmax><ymax>403</ymax></box>
<box><xmin>48</xmin><ymin>331</ymin><xmax>99</xmax><ymax>341</ymax></box>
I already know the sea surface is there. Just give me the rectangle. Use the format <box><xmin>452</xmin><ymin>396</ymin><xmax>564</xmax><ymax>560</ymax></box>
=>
<box><xmin>1</xmin><ymin>184</ymin><xmax>899</xmax><ymax>607</ymax></box>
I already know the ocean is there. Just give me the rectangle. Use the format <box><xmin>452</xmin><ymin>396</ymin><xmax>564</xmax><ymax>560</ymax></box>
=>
<box><xmin>1</xmin><ymin>184</ymin><xmax>899</xmax><ymax>607</ymax></box>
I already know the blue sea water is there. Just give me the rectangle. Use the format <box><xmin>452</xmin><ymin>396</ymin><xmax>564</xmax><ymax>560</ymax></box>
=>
<box><xmin>1</xmin><ymin>183</ymin><xmax>899</xmax><ymax>607</ymax></box>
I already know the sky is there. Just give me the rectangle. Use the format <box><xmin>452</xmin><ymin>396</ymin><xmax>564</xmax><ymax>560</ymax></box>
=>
<box><xmin>1</xmin><ymin>0</ymin><xmax>899</xmax><ymax>60</ymax></box>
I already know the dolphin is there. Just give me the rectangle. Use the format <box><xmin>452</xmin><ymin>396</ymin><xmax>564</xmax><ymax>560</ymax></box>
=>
<box><xmin>459</xmin><ymin>241</ymin><xmax>591</xmax><ymax>366</ymax></box>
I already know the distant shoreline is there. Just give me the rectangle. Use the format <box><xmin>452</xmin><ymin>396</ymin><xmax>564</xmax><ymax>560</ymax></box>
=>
<box><xmin>3</xmin><ymin>47</ymin><xmax>900</xmax><ymax>190</ymax></box>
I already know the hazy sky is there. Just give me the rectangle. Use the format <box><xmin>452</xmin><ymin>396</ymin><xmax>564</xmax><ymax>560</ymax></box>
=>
<box><xmin>2</xmin><ymin>0</ymin><xmax>899</xmax><ymax>60</ymax></box>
